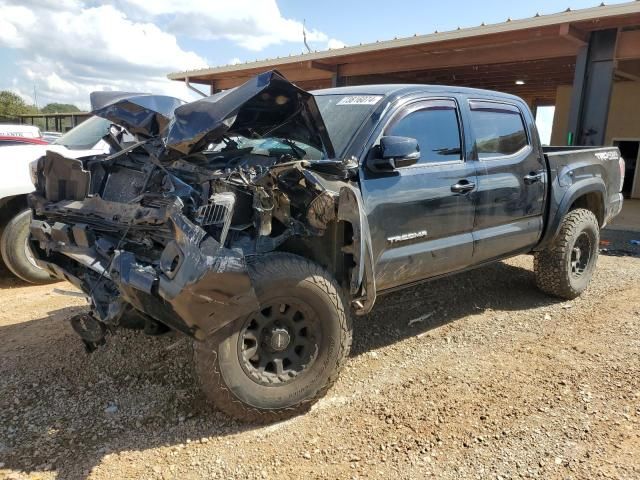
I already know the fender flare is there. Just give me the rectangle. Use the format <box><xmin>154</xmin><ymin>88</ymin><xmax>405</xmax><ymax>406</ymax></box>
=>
<box><xmin>536</xmin><ymin>178</ymin><xmax>606</xmax><ymax>251</ymax></box>
<box><xmin>336</xmin><ymin>185</ymin><xmax>377</xmax><ymax>315</ymax></box>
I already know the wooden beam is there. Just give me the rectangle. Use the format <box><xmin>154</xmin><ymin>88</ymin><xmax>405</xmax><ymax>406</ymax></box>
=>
<box><xmin>214</xmin><ymin>54</ymin><xmax>577</xmax><ymax>91</ymax></box>
<box><xmin>616</xmin><ymin>59</ymin><xmax>640</xmax><ymax>78</ymax></box>
<box><xmin>615</xmin><ymin>69</ymin><xmax>640</xmax><ymax>82</ymax></box>
<box><xmin>559</xmin><ymin>23</ymin><xmax>588</xmax><ymax>46</ymax></box>
<box><xmin>185</xmin><ymin>25</ymin><xmax>571</xmax><ymax>88</ymax></box>
<box><xmin>573</xmin><ymin>12</ymin><xmax>640</xmax><ymax>32</ymax></box>
<box><xmin>616</xmin><ymin>30</ymin><xmax>640</xmax><ymax>61</ymax></box>
<box><xmin>330</xmin><ymin>25</ymin><xmax>564</xmax><ymax>64</ymax></box>
<box><xmin>307</xmin><ymin>60</ymin><xmax>337</xmax><ymax>73</ymax></box>
<box><xmin>396</xmin><ymin>63</ymin><xmax>575</xmax><ymax>81</ymax></box>
<box><xmin>340</xmin><ymin>37</ymin><xmax>580</xmax><ymax>77</ymax></box>
<box><xmin>214</xmin><ymin>65</ymin><xmax>335</xmax><ymax>89</ymax></box>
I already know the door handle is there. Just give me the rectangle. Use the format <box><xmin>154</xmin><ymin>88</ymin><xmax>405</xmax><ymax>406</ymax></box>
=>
<box><xmin>451</xmin><ymin>180</ymin><xmax>476</xmax><ymax>194</ymax></box>
<box><xmin>524</xmin><ymin>172</ymin><xmax>544</xmax><ymax>185</ymax></box>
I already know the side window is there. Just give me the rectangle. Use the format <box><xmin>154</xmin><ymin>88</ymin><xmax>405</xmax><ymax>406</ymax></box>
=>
<box><xmin>386</xmin><ymin>100</ymin><xmax>462</xmax><ymax>164</ymax></box>
<box><xmin>469</xmin><ymin>101</ymin><xmax>528</xmax><ymax>159</ymax></box>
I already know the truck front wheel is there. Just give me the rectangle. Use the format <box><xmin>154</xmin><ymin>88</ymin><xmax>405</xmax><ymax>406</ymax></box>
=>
<box><xmin>534</xmin><ymin>208</ymin><xmax>600</xmax><ymax>299</ymax></box>
<box><xmin>1</xmin><ymin>209</ymin><xmax>55</xmax><ymax>284</ymax></box>
<box><xmin>194</xmin><ymin>253</ymin><xmax>352</xmax><ymax>423</ymax></box>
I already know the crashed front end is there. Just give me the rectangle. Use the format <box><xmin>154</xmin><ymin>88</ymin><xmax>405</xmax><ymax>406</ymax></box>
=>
<box><xmin>28</xmin><ymin>71</ymin><xmax>374</xmax><ymax>346</ymax></box>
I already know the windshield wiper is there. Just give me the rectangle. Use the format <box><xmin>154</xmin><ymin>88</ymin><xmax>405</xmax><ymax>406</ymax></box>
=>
<box><xmin>280</xmin><ymin>138</ymin><xmax>305</xmax><ymax>160</ymax></box>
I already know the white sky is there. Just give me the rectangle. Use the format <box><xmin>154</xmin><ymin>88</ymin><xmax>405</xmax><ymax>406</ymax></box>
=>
<box><xmin>536</xmin><ymin>106</ymin><xmax>556</xmax><ymax>146</ymax></box>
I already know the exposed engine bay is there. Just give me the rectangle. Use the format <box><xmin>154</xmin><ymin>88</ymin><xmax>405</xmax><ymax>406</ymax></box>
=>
<box><xmin>28</xmin><ymin>71</ymin><xmax>375</xmax><ymax>347</ymax></box>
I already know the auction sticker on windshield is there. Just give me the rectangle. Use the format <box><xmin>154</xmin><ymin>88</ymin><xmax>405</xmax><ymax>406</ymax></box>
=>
<box><xmin>337</xmin><ymin>95</ymin><xmax>383</xmax><ymax>106</ymax></box>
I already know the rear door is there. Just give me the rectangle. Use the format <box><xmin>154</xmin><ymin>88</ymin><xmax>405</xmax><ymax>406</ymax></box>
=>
<box><xmin>360</xmin><ymin>98</ymin><xmax>478</xmax><ymax>291</ymax></box>
<box><xmin>466</xmin><ymin>99</ymin><xmax>546</xmax><ymax>263</ymax></box>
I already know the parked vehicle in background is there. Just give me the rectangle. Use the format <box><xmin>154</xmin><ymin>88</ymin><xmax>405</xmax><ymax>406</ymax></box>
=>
<box><xmin>0</xmin><ymin>124</ymin><xmax>42</xmax><ymax>139</ymax></box>
<box><xmin>28</xmin><ymin>71</ymin><xmax>625</xmax><ymax>423</ymax></box>
<box><xmin>0</xmin><ymin>136</ymin><xmax>48</xmax><ymax>146</ymax></box>
<box><xmin>0</xmin><ymin>116</ymin><xmax>113</xmax><ymax>282</ymax></box>
<box><xmin>42</xmin><ymin>131</ymin><xmax>63</xmax><ymax>143</ymax></box>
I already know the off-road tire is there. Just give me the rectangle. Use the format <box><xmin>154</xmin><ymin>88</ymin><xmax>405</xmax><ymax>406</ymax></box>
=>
<box><xmin>534</xmin><ymin>208</ymin><xmax>599</xmax><ymax>299</ymax></box>
<box><xmin>194</xmin><ymin>253</ymin><xmax>352</xmax><ymax>423</ymax></box>
<box><xmin>1</xmin><ymin>209</ymin><xmax>55</xmax><ymax>284</ymax></box>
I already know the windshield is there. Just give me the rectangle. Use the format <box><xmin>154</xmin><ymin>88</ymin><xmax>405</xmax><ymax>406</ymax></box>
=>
<box><xmin>207</xmin><ymin>136</ymin><xmax>325</xmax><ymax>160</ymax></box>
<box><xmin>52</xmin><ymin>116</ymin><xmax>110</xmax><ymax>150</ymax></box>
<box><xmin>314</xmin><ymin>94</ymin><xmax>383</xmax><ymax>157</ymax></box>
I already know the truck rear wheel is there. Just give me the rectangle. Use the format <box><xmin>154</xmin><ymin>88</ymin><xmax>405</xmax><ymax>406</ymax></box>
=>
<box><xmin>534</xmin><ymin>208</ymin><xmax>599</xmax><ymax>299</ymax></box>
<box><xmin>194</xmin><ymin>253</ymin><xmax>352</xmax><ymax>423</ymax></box>
<box><xmin>1</xmin><ymin>209</ymin><xmax>55</xmax><ymax>284</ymax></box>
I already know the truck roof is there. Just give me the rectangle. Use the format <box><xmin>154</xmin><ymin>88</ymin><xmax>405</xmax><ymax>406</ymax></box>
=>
<box><xmin>312</xmin><ymin>84</ymin><xmax>524</xmax><ymax>103</ymax></box>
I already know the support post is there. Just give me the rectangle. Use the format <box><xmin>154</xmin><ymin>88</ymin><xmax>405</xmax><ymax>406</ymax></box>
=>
<box><xmin>566</xmin><ymin>29</ymin><xmax>617</xmax><ymax>146</ymax></box>
<box><xmin>331</xmin><ymin>66</ymin><xmax>346</xmax><ymax>88</ymax></box>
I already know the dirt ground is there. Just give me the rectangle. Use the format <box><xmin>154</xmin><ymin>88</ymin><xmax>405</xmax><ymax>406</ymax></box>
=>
<box><xmin>1</xmin><ymin>231</ymin><xmax>639</xmax><ymax>480</ymax></box>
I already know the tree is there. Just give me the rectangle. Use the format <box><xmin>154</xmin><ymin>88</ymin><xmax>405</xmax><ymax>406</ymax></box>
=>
<box><xmin>41</xmin><ymin>103</ymin><xmax>81</xmax><ymax>113</ymax></box>
<box><xmin>0</xmin><ymin>90</ymin><xmax>36</xmax><ymax>118</ymax></box>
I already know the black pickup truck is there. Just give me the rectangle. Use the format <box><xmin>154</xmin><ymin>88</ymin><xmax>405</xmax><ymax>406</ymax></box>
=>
<box><xmin>28</xmin><ymin>71</ymin><xmax>624</xmax><ymax>422</ymax></box>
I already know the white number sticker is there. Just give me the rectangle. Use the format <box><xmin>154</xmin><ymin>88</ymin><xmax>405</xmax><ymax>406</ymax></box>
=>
<box><xmin>336</xmin><ymin>95</ymin><xmax>383</xmax><ymax>106</ymax></box>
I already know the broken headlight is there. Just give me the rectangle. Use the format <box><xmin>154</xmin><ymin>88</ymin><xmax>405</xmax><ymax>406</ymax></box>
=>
<box><xmin>195</xmin><ymin>192</ymin><xmax>235</xmax><ymax>246</ymax></box>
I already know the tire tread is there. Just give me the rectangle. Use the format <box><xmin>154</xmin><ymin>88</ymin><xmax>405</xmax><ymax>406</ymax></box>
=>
<box><xmin>0</xmin><ymin>209</ymin><xmax>54</xmax><ymax>284</ymax></box>
<box><xmin>194</xmin><ymin>253</ymin><xmax>352</xmax><ymax>423</ymax></box>
<box><xmin>534</xmin><ymin>208</ymin><xmax>599</xmax><ymax>300</ymax></box>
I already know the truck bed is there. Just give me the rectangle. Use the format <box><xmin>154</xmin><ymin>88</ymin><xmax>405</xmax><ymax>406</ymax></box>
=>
<box><xmin>538</xmin><ymin>145</ymin><xmax>624</xmax><ymax>247</ymax></box>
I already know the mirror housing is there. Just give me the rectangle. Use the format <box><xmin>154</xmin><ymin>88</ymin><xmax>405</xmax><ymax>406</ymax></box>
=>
<box><xmin>368</xmin><ymin>136</ymin><xmax>420</xmax><ymax>172</ymax></box>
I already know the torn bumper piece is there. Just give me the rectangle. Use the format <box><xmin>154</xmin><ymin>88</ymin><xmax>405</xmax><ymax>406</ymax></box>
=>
<box><xmin>29</xmin><ymin>209</ymin><xmax>260</xmax><ymax>341</ymax></box>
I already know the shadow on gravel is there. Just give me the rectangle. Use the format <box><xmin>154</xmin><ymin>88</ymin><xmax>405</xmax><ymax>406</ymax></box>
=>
<box><xmin>0</xmin><ymin>259</ymin><xmax>562</xmax><ymax>479</ymax></box>
<box><xmin>351</xmin><ymin>259</ymin><xmax>562</xmax><ymax>356</ymax></box>
<box><xmin>0</xmin><ymin>305</ymin><xmax>256</xmax><ymax>479</ymax></box>
<box><xmin>0</xmin><ymin>265</ymin><xmax>28</xmax><ymax>289</ymax></box>
<box><xmin>0</xmin><ymin>261</ymin><xmax>62</xmax><ymax>289</ymax></box>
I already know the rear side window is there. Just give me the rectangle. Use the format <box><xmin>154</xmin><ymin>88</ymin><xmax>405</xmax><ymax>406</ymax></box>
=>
<box><xmin>386</xmin><ymin>99</ymin><xmax>462</xmax><ymax>164</ymax></box>
<box><xmin>469</xmin><ymin>101</ymin><xmax>528</xmax><ymax>158</ymax></box>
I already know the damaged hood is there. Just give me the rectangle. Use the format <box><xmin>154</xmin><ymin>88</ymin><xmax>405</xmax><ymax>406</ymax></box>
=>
<box><xmin>163</xmin><ymin>70</ymin><xmax>335</xmax><ymax>160</ymax></box>
<box><xmin>90</xmin><ymin>91</ymin><xmax>186</xmax><ymax>138</ymax></box>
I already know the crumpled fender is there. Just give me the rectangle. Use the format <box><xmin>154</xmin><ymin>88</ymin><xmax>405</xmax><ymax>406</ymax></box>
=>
<box><xmin>337</xmin><ymin>185</ymin><xmax>377</xmax><ymax>315</ymax></box>
<box><xmin>157</xmin><ymin>213</ymin><xmax>260</xmax><ymax>339</ymax></box>
<box><xmin>108</xmin><ymin>212</ymin><xmax>260</xmax><ymax>341</ymax></box>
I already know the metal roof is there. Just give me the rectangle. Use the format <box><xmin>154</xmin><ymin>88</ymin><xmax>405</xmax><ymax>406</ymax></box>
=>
<box><xmin>168</xmin><ymin>1</ymin><xmax>640</xmax><ymax>81</ymax></box>
<box><xmin>311</xmin><ymin>84</ymin><xmax>522</xmax><ymax>101</ymax></box>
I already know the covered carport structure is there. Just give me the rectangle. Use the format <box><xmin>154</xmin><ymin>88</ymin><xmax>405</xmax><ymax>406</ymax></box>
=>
<box><xmin>169</xmin><ymin>1</ymin><xmax>640</xmax><ymax>197</ymax></box>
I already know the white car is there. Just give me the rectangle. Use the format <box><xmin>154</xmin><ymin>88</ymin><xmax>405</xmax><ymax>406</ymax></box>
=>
<box><xmin>42</xmin><ymin>131</ymin><xmax>63</xmax><ymax>143</ymax></box>
<box><xmin>0</xmin><ymin>116</ymin><xmax>112</xmax><ymax>283</ymax></box>
<box><xmin>0</xmin><ymin>124</ymin><xmax>43</xmax><ymax>138</ymax></box>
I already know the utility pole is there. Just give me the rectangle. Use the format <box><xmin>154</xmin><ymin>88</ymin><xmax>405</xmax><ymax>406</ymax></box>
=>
<box><xmin>303</xmin><ymin>19</ymin><xmax>311</xmax><ymax>53</ymax></box>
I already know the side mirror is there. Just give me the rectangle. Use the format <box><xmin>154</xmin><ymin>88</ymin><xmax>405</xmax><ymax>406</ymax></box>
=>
<box><xmin>367</xmin><ymin>136</ymin><xmax>420</xmax><ymax>172</ymax></box>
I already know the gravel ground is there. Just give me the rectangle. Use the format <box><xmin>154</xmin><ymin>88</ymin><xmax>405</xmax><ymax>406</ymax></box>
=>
<box><xmin>1</xmin><ymin>230</ymin><xmax>639</xmax><ymax>480</ymax></box>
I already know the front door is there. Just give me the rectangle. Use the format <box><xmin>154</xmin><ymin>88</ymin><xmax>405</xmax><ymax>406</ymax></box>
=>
<box><xmin>360</xmin><ymin>98</ymin><xmax>477</xmax><ymax>291</ymax></box>
<box><xmin>466</xmin><ymin>99</ymin><xmax>546</xmax><ymax>263</ymax></box>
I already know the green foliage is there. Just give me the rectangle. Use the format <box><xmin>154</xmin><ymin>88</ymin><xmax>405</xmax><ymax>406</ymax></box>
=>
<box><xmin>41</xmin><ymin>103</ymin><xmax>81</xmax><ymax>113</ymax></box>
<box><xmin>0</xmin><ymin>90</ymin><xmax>36</xmax><ymax>118</ymax></box>
<box><xmin>0</xmin><ymin>91</ymin><xmax>81</xmax><ymax>131</ymax></box>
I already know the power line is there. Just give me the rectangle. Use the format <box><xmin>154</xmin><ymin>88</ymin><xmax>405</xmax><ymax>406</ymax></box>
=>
<box><xmin>303</xmin><ymin>19</ymin><xmax>311</xmax><ymax>53</ymax></box>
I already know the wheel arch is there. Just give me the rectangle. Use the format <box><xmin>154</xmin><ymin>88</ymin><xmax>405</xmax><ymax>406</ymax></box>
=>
<box><xmin>569</xmin><ymin>191</ymin><xmax>604</xmax><ymax>226</ymax></box>
<box><xmin>0</xmin><ymin>194</ymin><xmax>29</xmax><ymax>266</ymax></box>
<box><xmin>273</xmin><ymin>185</ymin><xmax>377</xmax><ymax>315</ymax></box>
<box><xmin>536</xmin><ymin>178</ymin><xmax>606</xmax><ymax>251</ymax></box>
<box><xmin>0</xmin><ymin>194</ymin><xmax>29</xmax><ymax>229</ymax></box>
